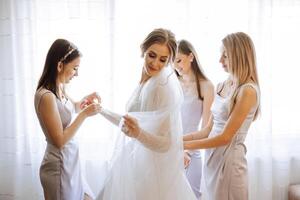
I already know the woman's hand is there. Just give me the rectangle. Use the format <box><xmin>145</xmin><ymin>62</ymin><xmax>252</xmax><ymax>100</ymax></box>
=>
<box><xmin>121</xmin><ymin>114</ymin><xmax>141</xmax><ymax>138</ymax></box>
<box><xmin>184</xmin><ymin>151</ymin><xmax>191</xmax><ymax>169</ymax></box>
<box><xmin>80</xmin><ymin>92</ymin><xmax>101</xmax><ymax>110</ymax></box>
<box><xmin>81</xmin><ymin>103</ymin><xmax>101</xmax><ymax>118</ymax></box>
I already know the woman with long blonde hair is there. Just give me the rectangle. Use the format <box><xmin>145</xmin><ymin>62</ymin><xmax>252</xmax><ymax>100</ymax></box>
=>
<box><xmin>183</xmin><ymin>32</ymin><xmax>260</xmax><ymax>200</ymax></box>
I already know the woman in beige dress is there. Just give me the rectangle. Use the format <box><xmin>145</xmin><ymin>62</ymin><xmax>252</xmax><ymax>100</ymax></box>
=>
<box><xmin>183</xmin><ymin>32</ymin><xmax>261</xmax><ymax>200</ymax></box>
<box><xmin>34</xmin><ymin>39</ymin><xmax>101</xmax><ymax>200</ymax></box>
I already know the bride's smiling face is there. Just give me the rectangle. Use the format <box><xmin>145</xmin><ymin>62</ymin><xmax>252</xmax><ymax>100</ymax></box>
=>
<box><xmin>143</xmin><ymin>43</ymin><xmax>170</xmax><ymax>77</ymax></box>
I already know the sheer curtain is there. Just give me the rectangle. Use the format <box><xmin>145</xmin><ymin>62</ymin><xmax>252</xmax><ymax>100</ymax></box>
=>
<box><xmin>0</xmin><ymin>0</ymin><xmax>300</xmax><ymax>199</ymax></box>
<box><xmin>0</xmin><ymin>0</ymin><xmax>113</xmax><ymax>199</ymax></box>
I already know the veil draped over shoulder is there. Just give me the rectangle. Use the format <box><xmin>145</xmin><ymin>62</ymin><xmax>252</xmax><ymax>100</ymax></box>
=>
<box><xmin>97</xmin><ymin>66</ymin><xmax>196</xmax><ymax>200</ymax></box>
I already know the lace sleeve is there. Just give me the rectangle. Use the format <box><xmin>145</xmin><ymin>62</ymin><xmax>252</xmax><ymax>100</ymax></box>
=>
<box><xmin>100</xmin><ymin>108</ymin><xmax>122</xmax><ymax>126</ymax></box>
<box><xmin>136</xmin><ymin>129</ymin><xmax>171</xmax><ymax>153</ymax></box>
<box><xmin>127</xmin><ymin>67</ymin><xmax>182</xmax><ymax>153</ymax></box>
<box><xmin>135</xmin><ymin>114</ymin><xmax>172</xmax><ymax>153</ymax></box>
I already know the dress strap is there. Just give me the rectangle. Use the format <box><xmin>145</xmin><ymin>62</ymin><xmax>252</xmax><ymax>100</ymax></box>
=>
<box><xmin>240</xmin><ymin>83</ymin><xmax>258</xmax><ymax>93</ymax></box>
<box><xmin>239</xmin><ymin>83</ymin><xmax>260</xmax><ymax>106</ymax></box>
<box><xmin>216</xmin><ymin>82</ymin><xmax>225</xmax><ymax>96</ymax></box>
<box><xmin>35</xmin><ymin>88</ymin><xmax>52</xmax><ymax>114</ymax></box>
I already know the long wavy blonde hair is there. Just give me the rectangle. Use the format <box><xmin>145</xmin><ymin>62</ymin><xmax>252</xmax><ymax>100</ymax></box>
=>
<box><xmin>222</xmin><ymin>32</ymin><xmax>260</xmax><ymax>120</ymax></box>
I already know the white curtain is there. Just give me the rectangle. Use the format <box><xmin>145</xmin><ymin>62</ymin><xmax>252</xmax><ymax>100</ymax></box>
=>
<box><xmin>0</xmin><ymin>0</ymin><xmax>300</xmax><ymax>199</ymax></box>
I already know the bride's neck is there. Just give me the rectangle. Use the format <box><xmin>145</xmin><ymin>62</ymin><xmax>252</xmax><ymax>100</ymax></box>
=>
<box><xmin>140</xmin><ymin>68</ymin><xmax>151</xmax><ymax>84</ymax></box>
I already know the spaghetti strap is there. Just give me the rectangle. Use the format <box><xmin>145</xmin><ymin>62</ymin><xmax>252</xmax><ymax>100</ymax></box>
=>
<box><xmin>239</xmin><ymin>83</ymin><xmax>260</xmax><ymax>106</ymax></box>
<box><xmin>34</xmin><ymin>88</ymin><xmax>52</xmax><ymax>114</ymax></box>
<box><xmin>216</xmin><ymin>82</ymin><xmax>225</xmax><ymax>95</ymax></box>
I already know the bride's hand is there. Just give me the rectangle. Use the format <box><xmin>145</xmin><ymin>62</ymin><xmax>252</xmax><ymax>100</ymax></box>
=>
<box><xmin>121</xmin><ymin>114</ymin><xmax>140</xmax><ymax>138</ymax></box>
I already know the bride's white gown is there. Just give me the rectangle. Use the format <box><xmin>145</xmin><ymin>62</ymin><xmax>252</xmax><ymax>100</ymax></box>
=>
<box><xmin>97</xmin><ymin>66</ymin><xmax>196</xmax><ymax>200</ymax></box>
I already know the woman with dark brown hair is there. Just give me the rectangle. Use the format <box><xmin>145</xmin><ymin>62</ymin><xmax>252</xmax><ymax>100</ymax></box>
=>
<box><xmin>34</xmin><ymin>39</ymin><xmax>101</xmax><ymax>200</ymax></box>
<box><xmin>175</xmin><ymin>39</ymin><xmax>214</xmax><ymax>199</ymax></box>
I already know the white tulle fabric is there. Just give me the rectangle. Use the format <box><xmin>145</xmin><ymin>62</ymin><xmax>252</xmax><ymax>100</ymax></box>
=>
<box><xmin>97</xmin><ymin>66</ymin><xmax>196</xmax><ymax>200</ymax></box>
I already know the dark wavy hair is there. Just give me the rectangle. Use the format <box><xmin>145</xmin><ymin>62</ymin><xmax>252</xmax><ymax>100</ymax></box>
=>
<box><xmin>36</xmin><ymin>39</ymin><xmax>81</xmax><ymax>98</ymax></box>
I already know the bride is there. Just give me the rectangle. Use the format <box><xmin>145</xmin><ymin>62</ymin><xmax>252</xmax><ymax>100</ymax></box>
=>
<box><xmin>96</xmin><ymin>28</ymin><xmax>196</xmax><ymax>200</ymax></box>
